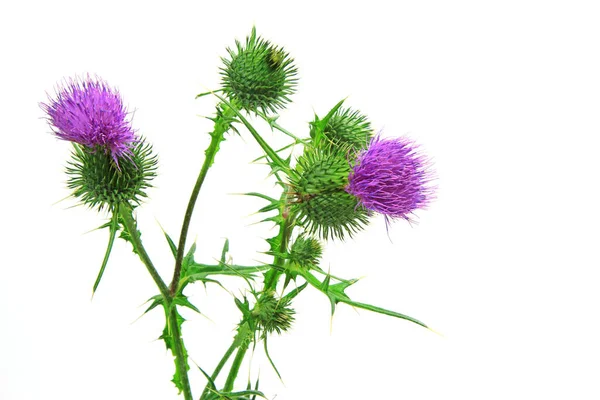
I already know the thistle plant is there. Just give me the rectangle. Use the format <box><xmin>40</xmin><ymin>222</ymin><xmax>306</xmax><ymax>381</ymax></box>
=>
<box><xmin>42</xmin><ymin>28</ymin><xmax>436</xmax><ymax>400</ymax></box>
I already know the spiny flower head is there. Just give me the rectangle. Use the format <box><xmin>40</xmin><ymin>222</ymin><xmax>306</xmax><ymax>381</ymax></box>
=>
<box><xmin>289</xmin><ymin>235</ymin><xmax>323</xmax><ymax>268</ymax></box>
<box><xmin>310</xmin><ymin>107</ymin><xmax>373</xmax><ymax>151</ymax></box>
<box><xmin>41</xmin><ymin>76</ymin><xmax>136</xmax><ymax>164</ymax></box>
<box><xmin>289</xmin><ymin>146</ymin><xmax>370</xmax><ymax>240</ymax></box>
<box><xmin>346</xmin><ymin>135</ymin><xmax>435</xmax><ymax>222</ymax></box>
<box><xmin>253</xmin><ymin>291</ymin><xmax>295</xmax><ymax>336</ymax></box>
<box><xmin>67</xmin><ymin>139</ymin><xmax>158</xmax><ymax>211</ymax></box>
<box><xmin>220</xmin><ymin>27</ymin><xmax>297</xmax><ymax>114</ymax></box>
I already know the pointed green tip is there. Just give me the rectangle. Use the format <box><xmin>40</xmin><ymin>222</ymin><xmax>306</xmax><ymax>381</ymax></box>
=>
<box><xmin>427</xmin><ymin>326</ymin><xmax>444</xmax><ymax>337</ymax></box>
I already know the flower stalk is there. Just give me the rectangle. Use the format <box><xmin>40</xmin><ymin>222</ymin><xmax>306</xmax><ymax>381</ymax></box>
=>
<box><xmin>170</xmin><ymin>104</ymin><xmax>234</xmax><ymax>296</ymax></box>
<box><xmin>118</xmin><ymin>204</ymin><xmax>169</xmax><ymax>299</ymax></box>
<box><xmin>119</xmin><ymin>203</ymin><xmax>193</xmax><ymax>400</ymax></box>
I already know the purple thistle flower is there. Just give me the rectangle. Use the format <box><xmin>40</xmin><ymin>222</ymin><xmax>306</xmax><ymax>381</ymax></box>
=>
<box><xmin>346</xmin><ymin>135</ymin><xmax>435</xmax><ymax>222</ymax></box>
<box><xmin>41</xmin><ymin>76</ymin><xmax>136</xmax><ymax>164</ymax></box>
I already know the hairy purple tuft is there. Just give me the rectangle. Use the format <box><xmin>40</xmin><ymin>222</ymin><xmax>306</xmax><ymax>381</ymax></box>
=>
<box><xmin>41</xmin><ymin>76</ymin><xmax>136</xmax><ymax>164</ymax></box>
<box><xmin>346</xmin><ymin>135</ymin><xmax>435</xmax><ymax>222</ymax></box>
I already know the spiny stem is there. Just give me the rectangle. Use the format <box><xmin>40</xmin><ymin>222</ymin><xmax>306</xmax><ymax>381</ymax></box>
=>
<box><xmin>118</xmin><ymin>204</ymin><xmax>169</xmax><ymax>299</ymax></box>
<box><xmin>215</xmin><ymin>211</ymin><xmax>295</xmax><ymax>394</ymax></box>
<box><xmin>170</xmin><ymin>105</ymin><xmax>233</xmax><ymax>296</ymax></box>
<box><xmin>119</xmin><ymin>204</ymin><xmax>193</xmax><ymax>400</ymax></box>
<box><xmin>168</xmin><ymin>308</ymin><xmax>194</xmax><ymax>400</ymax></box>
<box><xmin>264</xmin><ymin>209</ymin><xmax>295</xmax><ymax>291</ymax></box>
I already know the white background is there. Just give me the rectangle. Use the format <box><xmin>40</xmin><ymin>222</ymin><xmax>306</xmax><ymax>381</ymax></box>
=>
<box><xmin>1</xmin><ymin>1</ymin><xmax>599</xmax><ymax>399</ymax></box>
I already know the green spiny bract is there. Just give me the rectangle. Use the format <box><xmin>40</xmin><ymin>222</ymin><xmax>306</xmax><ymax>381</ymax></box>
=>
<box><xmin>220</xmin><ymin>27</ymin><xmax>297</xmax><ymax>114</ymax></box>
<box><xmin>310</xmin><ymin>107</ymin><xmax>374</xmax><ymax>151</ymax></box>
<box><xmin>253</xmin><ymin>291</ymin><xmax>295</xmax><ymax>335</ymax></box>
<box><xmin>66</xmin><ymin>139</ymin><xmax>157</xmax><ymax>211</ymax></box>
<box><xmin>289</xmin><ymin>236</ymin><xmax>323</xmax><ymax>268</ymax></box>
<box><xmin>289</xmin><ymin>147</ymin><xmax>370</xmax><ymax>240</ymax></box>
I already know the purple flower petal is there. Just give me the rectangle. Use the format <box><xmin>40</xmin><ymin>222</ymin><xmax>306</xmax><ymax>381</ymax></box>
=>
<box><xmin>346</xmin><ymin>135</ymin><xmax>435</xmax><ymax>222</ymax></box>
<box><xmin>41</xmin><ymin>76</ymin><xmax>136</xmax><ymax>164</ymax></box>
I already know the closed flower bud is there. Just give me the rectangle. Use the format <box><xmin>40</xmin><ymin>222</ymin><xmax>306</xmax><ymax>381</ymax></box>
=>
<box><xmin>66</xmin><ymin>140</ymin><xmax>157</xmax><ymax>211</ymax></box>
<box><xmin>289</xmin><ymin>236</ymin><xmax>323</xmax><ymax>268</ymax></box>
<box><xmin>289</xmin><ymin>147</ymin><xmax>369</xmax><ymax>240</ymax></box>
<box><xmin>310</xmin><ymin>107</ymin><xmax>373</xmax><ymax>151</ymax></box>
<box><xmin>253</xmin><ymin>292</ymin><xmax>295</xmax><ymax>335</ymax></box>
<box><xmin>220</xmin><ymin>27</ymin><xmax>297</xmax><ymax>114</ymax></box>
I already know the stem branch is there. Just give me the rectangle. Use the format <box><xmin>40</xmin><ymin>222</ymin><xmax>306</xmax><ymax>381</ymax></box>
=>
<box><xmin>119</xmin><ymin>204</ymin><xmax>193</xmax><ymax>400</ymax></box>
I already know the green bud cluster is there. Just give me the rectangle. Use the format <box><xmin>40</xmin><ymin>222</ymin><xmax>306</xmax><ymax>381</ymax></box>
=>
<box><xmin>253</xmin><ymin>292</ymin><xmax>295</xmax><ymax>335</ymax></box>
<box><xmin>289</xmin><ymin>147</ymin><xmax>369</xmax><ymax>240</ymax></box>
<box><xmin>289</xmin><ymin>236</ymin><xmax>323</xmax><ymax>268</ymax></box>
<box><xmin>310</xmin><ymin>107</ymin><xmax>373</xmax><ymax>151</ymax></box>
<box><xmin>66</xmin><ymin>140</ymin><xmax>158</xmax><ymax>211</ymax></box>
<box><xmin>220</xmin><ymin>27</ymin><xmax>298</xmax><ymax>114</ymax></box>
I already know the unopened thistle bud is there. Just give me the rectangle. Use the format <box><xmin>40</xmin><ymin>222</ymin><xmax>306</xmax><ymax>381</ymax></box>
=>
<box><xmin>289</xmin><ymin>147</ymin><xmax>369</xmax><ymax>240</ymax></box>
<box><xmin>220</xmin><ymin>27</ymin><xmax>297</xmax><ymax>114</ymax></box>
<box><xmin>66</xmin><ymin>140</ymin><xmax>157</xmax><ymax>211</ymax></box>
<box><xmin>289</xmin><ymin>236</ymin><xmax>323</xmax><ymax>268</ymax></box>
<box><xmin>310</xmin><ymin>107</ymin><xmax>373</xmax><ymax>151</ymax></box>
<box><xmin>253</xmin><ymin>292</ymin><xmax>295</xmax><ymax>335</ymax></box>
<box><xmin>346</xmin><ymin>135</ymin><xmax>435</xmax><ymax>222</ymax></box>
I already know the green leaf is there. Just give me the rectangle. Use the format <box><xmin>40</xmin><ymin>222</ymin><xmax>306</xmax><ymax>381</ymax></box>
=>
<box><xmin>298</xmin><ymin>269</ymin><xmax>428</xmax><ymax>329</ymax></box>
<box><xmin>143</xmin><ymin>294</ymin><xmax>163</xmax><ymax>314</ymax></box>
<box><xmin>195</xmin><ymin>88</ymin><xmax>224</xmax><ymax>99</ymax></box>
<box><xmin>281</xmin><ymin>282</ymin><xmax>308</xmax><ymax>302</ymax></box>
<box><xmin>161</xmin><ymin>227</ymin><xmax>178</xmax><ymax>259</ymax></box>
<box><xmin>197</xmin><ymin>363</ymin><xmax>217</xmax><ymax>392</ymax></box>
<box><xmin>184</xmin><ymin>262</ymin><xmax>268</xmax><ymax>286</ymax></box>
<box><xmin>243</xmin><ymin>192</ymin><xmax>277</xmax><ymax>203</ymax></box>
<box><xmin>220</xmin><ymin>238</ymin><xmax>230</xmax><ymax>264</ymax></box>
<box><xmin>92</xmin><ymin>207</ymin><xmax>120</xmax><ymax>295</ymax></box>
<box><xmin>168</xmin><ymin>237</ymin><xmax>266</xmax><ymax>293</ymax></box>
<box><xmin>310</xmin><ymin>98</ymin><xmax>346</xmax><ymax>147</ymax></box>
<box><xmin>263</xmin><ymin>336</ymin><xmax>282</xmax><ymax>382</ymax></box>
<box><xmin>220</xmin><ymin>390</ymin><xmax>267</xmax><ymax>399</ymax></box>
<box><xmin>212</xmin><ymin>92</ymin><xmax>291</xmax><ymax>175</ymax></box>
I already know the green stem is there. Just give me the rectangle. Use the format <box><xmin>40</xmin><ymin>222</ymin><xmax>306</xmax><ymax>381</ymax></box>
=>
<box><xmin>223</xmin><ymin>326</ymin><xmax>251</xmax><ymax>393</ymax></box>
<box><xmin>119</xmin><ymin>205</ymin><xmax>169</xmax><ymax>299</ymax></box>
<box><xmin>214</xmin><ymin>214</ymin><xmax>294</xmax><ymax>394</ymax></box>
<box><xmin>119</xmin><ymin>204</ymin><xmax>193</xmax><ymax>400</ymax></box>
<box><xmin>213</xmin><ymin>93</ymin><xmax>289</xmax><ymax>173</ymax></box>
<box><xmin>168</xmin><ymin>307</ymin><xmax>194</xmax><ymax>400</ymax></box>
<box><xmin>170</xmin><ymin>106</ymin><xmax>233</xmax><ymax>296</ymax></box>
<box><xmin>199</xmin><ymin>339</ymin><xmax>239</xmax><ymax>400</ymax></box>
<box><xmin>264</xmin><ymin>209</ymin><xmax>295</xmax><ymax>291</ymax></box>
